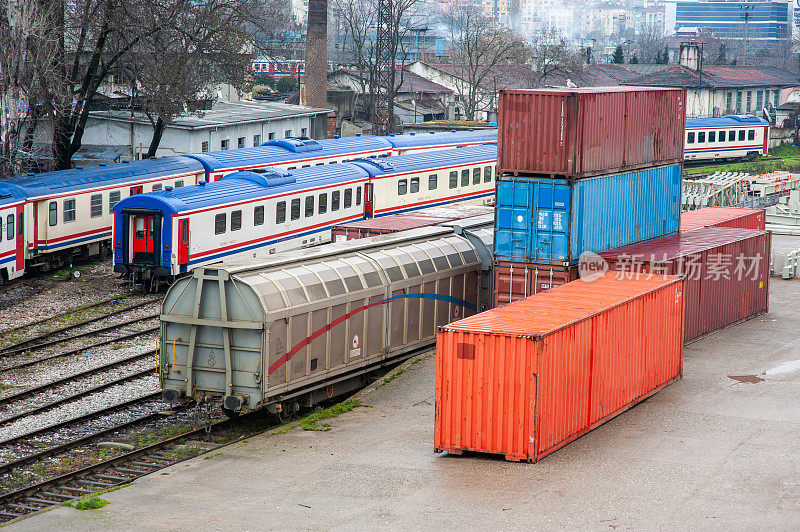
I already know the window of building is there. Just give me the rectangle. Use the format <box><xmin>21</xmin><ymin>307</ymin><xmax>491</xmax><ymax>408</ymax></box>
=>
<box><xmin>756</xmin><ymin>90</ymin><xmax>763</xmax><ymax>111</ymax></box>
<box><xmin>268</xmin><ymin>132</ymin><xmax>275</xmax><ymax>140</ymax></box>
<box><xmin>736</xmin><ymin>91</ymin><xmax>742</xmax><ymax>113</ymax></box>
<box><xmin>449</xmin><ymin>171</ymin><xmax>457</xmax><ymax>188</ymax></box>
<box><xmin>215</xmin><ymin>213</ymin><xmax>226</xmax><ymax>234</ymax></box>
<box><xmin>775</xmin><ymin>91</ymin><xmax>779</xmax><ymax>109</ymax></box>
<box><xmin>726</xmin><ymin>92</ymin><xmax>732</xmax><ymax>112</ymax></box>
<box><xmin>253</xmin><ymin>134</ymin><xmax>261</xmax><ymax>147</ymax></box>
<box><xmin>301</xmin><ymin>127</ymin><xmax>308</xmax><ymax>137</ymax></box>
<box><xmin>63</xmin><ymin>199</ymin><xmax>76</xmax><ymax>223</ymax></box>
<box><xmin>738</xmin><ymin>129</ymin><xmax>745</xmax><ymax>141</ymax></box>
<box><xmin>6</xmin><ymin>214</ymin><xmax>14</xmax><ymax>241</ymax></box>
<box><xmin>398</xmin><ymin>179</ymin><xmax>408</xmax><ymax>195</ymax></box>
<box><xmin>344</xmin><ymin>188</ymin><xmax>352</xmax><ymax>208</ymax></box>
<box><xmin>332</xmin><ymin>190</ymin><xmax>341</xmax><ymax>211</ymax></box>
<box><xmin>461</xmin><ymin>169</ymin><xmax>469</xmax><ymax>187</ymax></box>
<box><xmin>410</xmin><ymin>177</ymin><xmax>420</xmax><ymax>193</ymax></box>
<box><xmin>428</xmin><ymin>174</ymin><xmax>437</xmax><ymax>190</ymax></box>
<box><xmin>729</xmin><ymin>130</ymin><xmax>736</xmax><ymax>142</ymax></box>
<box><xmin>746</xmin><ymin>91</ymin><xmax>752</xmax><ymax>112</ymax></box>
<box><xmin>276</xmin><ymin>201</ymin><xmax>286</xmax><ymax>223</ymax></box>
<box><xmin>175</xmin><ymin>180</ymin><xmax>184</xmax><ymax>188</ymax></box>
<box><xmin>687</xmin><ymin>132</ymin><xmax>695</xmax><ymax>144</ymax></box>
<box><xmin>356</xmin><ymin>187</ymin><xmax>362</xmax><ymax>206</ymax></box>
<box><xmin>484</xmin><ymin>166</ymin><xmax>492</xmax><ymax>182</ymax></box>
<box><xmin>152</xmin><ymin>184</ymin><xmax>162</xmax><ymax>192</ymax></box>
<box><xmin>109</xmin><ymin>191</ymin><xmax>121</xmax><ymax>212</ymax></box>
<box><xmin>229</xmin><ymin>210</ymin><xmax>241</xmax><ymax>231</ymax></box>
<box><xmin>201</xmin><ymin>141</ymin><xmax>209</xmax><ymax>152</ymax></box>
<box><xmin>698</xmin><ymin>131</ymin><xmax>706</xmax><ymax>143</ymax></box>
<box><xmin>319</xmin><ymin>193</ymin><xmax>327</xmax><ymax>214</ymax></box>
<box><xmin>708</xmin><ymin>131</ymin><xmax>716</xmax><ymax>143</ymax></box>
<box><xmin>90</xmin><ymin>194</ymin><xmax>103</xmax><ymax>218</ymax></box>
<box><xmin>472</xmin><ymin>167</ymin><xmax>480</xmax><ymax>185</ymax></box>
<box><xmin>305</xmin><ymin>195</ymin><xmax>314</xmax><ymax>217</ymax></box>
<box><xmin>254</xmin><ymin>205</ymin><xmax>264</xmax><ymax>226</ymax></box>
<box><xmin>49</xmin><ymin>202</ymin><xmax>57</xmax><ymax>226</ymax></box>
<box><xmin>238</xmin><ymin>137</ymin><xmax>246</xmax><ymax>149</ymax></box>
<box><xmin>291</xmin><ymin>198</ymin><xmax>301</xmax><ymax>220</ymax></box>
<box><xmin>221</xmin><ymin>139</ymin><xmax>229</xmax><ymax>150</ymax></box>
<box><xmin>284</xmin><ymin>130</ymin><xmax>292</xmax><ymax>138</ymax></box>
<box><xmin>748</xmin><ymin>129</ymin><xmax>755</xmax><ymax>141</ymax></box>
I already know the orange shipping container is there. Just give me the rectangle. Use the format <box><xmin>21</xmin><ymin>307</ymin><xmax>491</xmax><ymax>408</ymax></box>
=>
<box><xmin>435</xmin><ymin>273</ymin><xmax>684</xmax><ymax>463</ymax></box>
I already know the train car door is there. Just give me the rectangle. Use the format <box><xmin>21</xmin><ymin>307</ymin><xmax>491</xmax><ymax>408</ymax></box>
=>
<box><xmin>178</xmin><ymin>219</ymin><xmax>189</xmax><ymax>273</ymax></box>
<box><xmin>131</xmin><ymin>214</ymin><xmax>154</xmax><ymax>261</ymax></box>
<box><xmin>15</xmin><ymin>207</ymin><xmax>24</xmax><ymax>271</ymax></box>
<box><xmin>364</xmin><ymin>183</ymin><xmax>374</xmax><ymax>218</ymax></box>
<box><xmin>130</xmin><ymin>186</ymin><xmax>143</xmax><ymax>196</ymax></box>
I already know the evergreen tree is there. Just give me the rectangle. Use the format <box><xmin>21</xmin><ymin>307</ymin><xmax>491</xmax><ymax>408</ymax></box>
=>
<box><xmin>629</xmin><ymin>54</ymin><xmax>639</xmax><ymax>64</ymax></box>
<box><xmin>716</xmin><ymin>43</ymin><xmax>727</xmax><ymax>65</ymax></box>
<box><xmin>661</xmin><ymin>46</ymin><xmax>670</xmax><ymax>64</ymax></box>
<box><xmin>612</xmin><ymin>45</ymin><xmax>625</xmax><ymax>64</ymax></box>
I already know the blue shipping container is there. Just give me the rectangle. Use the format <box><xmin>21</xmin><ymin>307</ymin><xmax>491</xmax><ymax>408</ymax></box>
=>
<box><xmin>494</xmin><ymin>164</ymin><xmax>682</xmax><ymax>263</ymax></box>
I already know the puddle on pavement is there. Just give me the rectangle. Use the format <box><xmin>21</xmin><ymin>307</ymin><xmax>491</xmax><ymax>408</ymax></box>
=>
<box><xmin>728</xmin><ymin>375</ymin><xmax>765</xmax><ymax>384</ymax></box>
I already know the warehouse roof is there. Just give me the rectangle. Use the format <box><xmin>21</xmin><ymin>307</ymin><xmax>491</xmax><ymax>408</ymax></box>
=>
<box><xmin>622</xmin><ymin>65</ymin><xmax>800</xmax><ymax>89</ymax></box>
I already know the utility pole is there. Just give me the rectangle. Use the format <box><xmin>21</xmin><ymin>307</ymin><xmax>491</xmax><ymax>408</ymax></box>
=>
<box><xmin>373</xmin><ymin>0</ymin><xmax>394</xmax><ymax>135</ymax></box>
<box><xmin>739</xmin><ymin>3</ymin><xmax>754</xmax><ymax>66</ymax></box>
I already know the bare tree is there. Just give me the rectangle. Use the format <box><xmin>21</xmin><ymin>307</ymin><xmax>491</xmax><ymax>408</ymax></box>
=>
<box><xmin>633</xmin><ymin>22</ymin><xmax>666</xmax><ymax>64</ymax></box>
<box><xmin>529</xmin><ymin>36</ymin><xmax>585</xmax><ymax>87</ymax></box>
<box><xmin>441</xmin><ymin>1</ymin><xmax>528</xmax><ymax>121</ymax></box>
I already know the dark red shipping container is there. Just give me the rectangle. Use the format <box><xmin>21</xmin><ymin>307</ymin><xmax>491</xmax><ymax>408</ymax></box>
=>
<box><xmin>492</xmin><ymin>260</ymin><xmax>579</xmax><ymax>307</ymax></box>
<box><xmin>680</xmin><ymin>206</ymin><xmax>766</xmax><ymax>232</ymax></box>
<box><xmin>600</xmin><ymin>227</ymin><xmax>770</xmax><ymax>342</ymax></box>
<box><xmin>497</xmin><ymin>87</ymin><xmax>686</xmax><ymax>178</ymax></box>
<box><xmin>331</xmin><ymin>205</ymin><xmax>493</xmax><ymax>241</ymax></box>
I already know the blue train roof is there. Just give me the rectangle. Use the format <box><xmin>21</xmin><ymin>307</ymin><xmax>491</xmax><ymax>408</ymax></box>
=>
<box><xmin>686</xmin><ymin>116</ymin><xmax>770</xmax><ymax>129</ymax></box>
<box><xmin>0</xmin><ymin>185</ymin><xmax>25</xmax><ymax>206</ymax></box>
<box><xmin>350</xmin><ymin>144</ymin><xmax>497</xmax><ymax>177</ymax></box>
<box><xmin>2</xmin><ymin>157</ymin><xmax>204</xmax><ymax>199</ymax></box>
<box><xmin>184</xmin><ymin>136</ymin><xmax>393</xmax><ymax>172</ymax></box>
<box><xmin>113</xmin><ymin>164</ymin><xmax>371</xmax><ymax>214</ymax></box>
<box><xmin>385</xmin><ymin>129</ymin><xmax>497</xmax><ymax>148</ymax></box>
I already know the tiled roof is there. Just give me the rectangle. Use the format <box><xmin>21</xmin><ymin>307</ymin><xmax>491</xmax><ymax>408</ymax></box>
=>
<box><xmin>424</xmin><ymin>63</ymin><xmax>537</xmax><ymax>90</ymax></box>
<box><xmin>329</xmin><ymin>69</ymin><xmax>452</xmax><ymax>94</ymax></box>
<box><xmin>622</xmin><ymin>65</ymin><xmax>800</xmax><ymax>89</ymax></box>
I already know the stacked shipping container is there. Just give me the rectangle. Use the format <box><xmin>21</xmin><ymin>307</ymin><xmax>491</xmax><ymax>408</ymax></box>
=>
<box><xmin>435</xmin><ymin>273</ymin><xmax>685</xmax><ymax>462</ymax></box>
<box><xmin>492</xmin><ymin>87</ymin><xmax>687</xmax><ymax>305</ymax></box>
<box><xmin>680</xmin><ymin>206</ymin><xmax>766</xmax><ymax>232</ymax></box>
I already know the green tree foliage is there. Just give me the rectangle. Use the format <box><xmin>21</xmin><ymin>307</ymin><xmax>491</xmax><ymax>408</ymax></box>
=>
<box><xmin>612</xmin><ymin>45</ymin><xmax>625</xmax><ymax>64</ymax></box>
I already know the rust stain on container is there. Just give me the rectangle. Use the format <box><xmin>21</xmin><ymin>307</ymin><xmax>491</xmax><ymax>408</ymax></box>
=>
<box><xmin>680</xmin><ymin>206</ymin><xmax>766</xmax><ymax>232</ymax></box>
<box><xmin>600</xmin><ymin>227</ymin><xmax>770</xmax><ymax>342</ymax></box>
<box><xmin>434</xmin><ymin>273</ymin><xmax>684</xmax><ymax>463</ymax></box>
<box><xmin>492</xmin><ymin>260</ymin><xmax>579</xmax><ymax>307</ymax></box>
<box><xmin>497</xmin><ymin>87</ymin><xmax>686</xmax><ymax>178</ymax></box>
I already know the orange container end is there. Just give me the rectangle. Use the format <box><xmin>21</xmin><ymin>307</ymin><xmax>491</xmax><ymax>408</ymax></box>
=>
<box><xmin>434</xmin><ymin>273</ymin><xmax>685</xmax><ymax>463</ymax></box>
<box><xmin>680</xmin><ymin>206</ymin><xmax>766</xmax><ymax>232</ymax></box>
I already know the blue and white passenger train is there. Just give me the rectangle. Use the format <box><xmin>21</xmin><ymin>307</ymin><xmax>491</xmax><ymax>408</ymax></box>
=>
<box><xmin>684</xmin><ymin>115</ymin><xmax>770</xmax><ymax>161</ymax></box>
<box><xmin>0</xmin><ymin>130</ymin><xmax>496</xmax><ymax>283</ymax></box>
<box><xmin>112</xmin><ymin>145</ymin><xmax>498</xmax><ymax>280</ymax></box>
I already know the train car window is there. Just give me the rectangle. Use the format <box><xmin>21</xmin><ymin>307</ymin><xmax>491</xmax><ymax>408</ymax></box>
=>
<box><xmin>6</xmin><ymin>214</ymin><xmax>13</xmax><ymax>241</ymax></box>
<box><xmin>109</xmin><ymin>191</ymin><xmax>121</xmax><ymax>213</ymax></box>
<box><xmin>687</xmin><ymin>132</ymin><xmax>695</xmax><ymax>144</ymax></box>
<box><xmin>697</xmin><ymin>132</ymin><xmax>705</xmax><ymax>143</ymax></box>
<box><xmin>175</xmin><ymin>180</ymin><xmax>184</xmax><ymax>187</ymax></box>
<box><xmin>747</xmin><ymin>129</ymin><xmax>755</xmax><ymax>141</ymax></box>
<box><xmin>215</xmin><ymin>213</ymin><xmax>226</xmax><ymax>234</ymax></box>
<box><xmin>0</xmin><ymin>219</ymin><xmax>2</xmax><ymax>242</ymax></box>
<box><xmin>356</xmin><ymin>187</ymin><xmax>362</xmax><ymax>206</ymax></box>
<box><xmin>63</xmin><ymin>199</ymin><xmax>76</xmax><ymax>223</ymax></box>
<box><xmin>449</xmin><ymin>171</ymin><xmax>457</xmax><ymax>189</ymax></box>
<box><xmin>332</xmin><ymin>190</ymin><xmax>341</xmax><ymax>211</ymax></box>
<box><xmin>181</xmin><ymin>221</ymin><xmax>189</xmax><ymax>243</ymax></box>
<box><xmin>18</xmin><ymin>213</ymin><xmax>22</xmax><ymax>236</ymax></box>
<box><xmin>738</xmin><ymin>130</ymin><xmax>745</xmax><ymax>141</ymax></box>
<box><xmin>344</xmin><ymin>189</ymin><xmax>352</xmax><ymax>208</ymax></box>
<box><xmin>152</xmin><ymin>184</ymin><xmax>162</xmax><ymax>192</ymax></box>
<box><xmin>708</xmin><ymin>131</ymin><xmax>716</xmax><ymax>143</ymax></box>
<box><xmin>231</xmin><ymin>210</ymin><xmax>242</xmax><ymax>231</ymax></box>
<box><xmin>288</xmin><ymin>167</ymin><xmax>296</xmax><ymax>171</ymax></box>
<box><xmin>49</xmin><ymin>202</ymin><xmax>57</xmax><ymax>226</ymax></box>
<box><xmin>428</xmin><ymin>174</ymin><xmax>437</xmax><ymax>190</ymax></box>
<box><xmin>315</xmin><ymin>162</ymin><xmax>324</xmax><ymax>166</ymax></box>
<box><xmin>398</xmin><ymin>180</ymin><xmax>407</xmax><ymax>195</ymax></box>
<box><xmin>472</xmin><ymin>168</ymin><xmax>480</xmax><ymax>185</ymax></box>
<box><xmin>90</xmin><ymin>194</ymin><xmax>103</xmax><ymax>218</ymax></box>
<box><xmin>305</xmin><ymin>195</ymin><xmax>314</xmax><ymax>217</ymax></box>
<box><xmin>302</xmin><ymin>164</ymin><xmax>311</xmax><ymax>168</ymax></box>
<box><xmin>318</xmin><ymin>193</ymin><xmax>328</xmax><ymax>214</ymax></box>
<box><xmin>461</xmin><ymin>169</ymin><xmax>469</xmax><ymax>187</ymax></box>
<box><xmin>484</xmin><ymin>166</ymin><xmax>492</xmax><ymax>182</ymax></box>
<box><xmin>254</xmin><ymin>205</ymin><xmax>264</xmax><ymax>226</ymax></box>
<box><xmin>276</xmin><ymin>201</ymin><xmax>286</xmax><ymax>223</ymax></box>
<box><xmin>410</xmin><ymin>178</ymin><xmax>420</xmax><ymax>193</ymax></box>
<box><xmin>728</xmin><ymin>130</ymin><xmax>736</xmax><ymax>142</ymax></box>
<box><xmin>291</xmin><ymin>198</ymin><xmax>301</xmax><ymax>220</ymax></box>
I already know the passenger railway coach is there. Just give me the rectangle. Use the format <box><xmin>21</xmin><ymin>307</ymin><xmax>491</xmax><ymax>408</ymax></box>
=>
<box><xmin>112</xmin><ymin>144</ymin><xmax>498</xmax><ymax>282</ymax></box>
<box><xmin>684</xmin><ymin>115</ymin><xmax>769</xmax><ymax>161</ymax></box>
<box><xmin>0</xmin><ymin>189</ymin><xmax>25</xmax><ymax>282</ymax></box>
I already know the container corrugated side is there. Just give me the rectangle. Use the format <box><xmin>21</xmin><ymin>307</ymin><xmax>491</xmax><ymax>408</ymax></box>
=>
<box><xmin>434</xmin><ymin>273</ymin><xmax>684</xmax><ymax>462</ymax></box>
<box><xmin>680</xmin><ymin>207</ymin><xmax>766</xmax><ymax>232</ymax></box>
<box><xmin>492</xmin><ymin>260</ymin><xmax>578</xmax><ymax>307</ymax></box>
<box><xmin>332</xmin><ymin>214</ymin><xmax>448</xmax><ymax>241</ymax></box>
<box><xmin>600</xmin><ymin>227</ymin><xmax>770</xmax><ymax>342</ymax></box>
<box><xmin>497</xmin><ymin>87</ymin><xmax>686</xmax><ymax>177</ymax></box>
<box><xmin>494</xmin><ymin>164</ymin><xmax>682</xmax><ymax>263</ymax></box>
